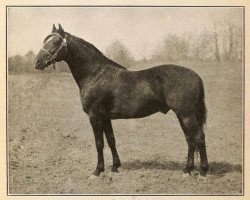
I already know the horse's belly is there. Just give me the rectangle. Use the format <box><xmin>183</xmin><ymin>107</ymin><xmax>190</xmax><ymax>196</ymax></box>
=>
<box><xmin>110</xmin><ymin>95</ymin><xmax>162</xmax><ymax>119</ymax></box>
<box><xmin>110</xmin><ymin>79</ymin><xmax>165</xmax><ymax>119</ymax></box>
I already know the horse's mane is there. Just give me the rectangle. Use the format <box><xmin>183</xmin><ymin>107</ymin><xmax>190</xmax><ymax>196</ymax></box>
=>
<box><xmin>69</xmin><ymin>33</ymin><xmax>104</xmax><ymax>56</ymax></box>
<box><xmin>67</xmin><ymin>32</ymin><xmax>126</xmax><ymax>70</ymax></box>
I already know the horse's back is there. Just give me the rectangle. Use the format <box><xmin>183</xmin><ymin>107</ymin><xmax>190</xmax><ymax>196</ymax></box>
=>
<box><xmin>124</xmin><ymin>64</ymin><xmax>203</xmax><ymax>114</ymax></box>
<box><xmin>134</xmin><ymin>64</ymin><xmax>201</xmax><ymax>82</ymax></box>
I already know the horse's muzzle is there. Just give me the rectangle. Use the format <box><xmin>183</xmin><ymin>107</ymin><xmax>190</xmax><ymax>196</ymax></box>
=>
<box><xmin>35</xmin><ymin>60</ymin><xmax>46</xmax><ymax>70</ymax></box>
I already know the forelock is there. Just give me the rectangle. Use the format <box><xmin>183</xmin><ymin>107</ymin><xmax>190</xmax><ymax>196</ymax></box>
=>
<box><xmin>43</xmin><ymin>34</ymin><xmax>55</xmax><ymax>44</ymax></box>
<box><xmin>43</xmin><ymin>33</ymin><xmax>64</xmax><ymax>45</ymax></box>
<box><xmin>45</xmin><ymin>37</ymin><xmax>54</xmax><ymax>44</ymax></box>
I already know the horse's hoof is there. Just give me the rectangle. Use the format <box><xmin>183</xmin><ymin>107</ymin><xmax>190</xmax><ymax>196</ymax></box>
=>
<box><xmin>199</xmin><ymin>170</ymin><xmax>207</xmax><ymax>177</ymax></box>
<box><xmin>183</xmin><ymin>165</ymin><xmax>194</xmax><ymax>174</ymax></box>
<box><xmin>111</xmin><ymin>167</ymin><xmax>119</xmax><ymax>173</ymax></box>
<box><xmin>182</xmin><ymin>172</ymin><xmax>191</xmax><ymax>178</ymax></box>
<box><xmin>88</xmin><ymin>174</ymin><xmax>98</xmax><ymax>180</ymax></box>
<box><xmin>92</xmin><ymin>168</ymin><xmax>104</xmax><ymax>177</ymax></box>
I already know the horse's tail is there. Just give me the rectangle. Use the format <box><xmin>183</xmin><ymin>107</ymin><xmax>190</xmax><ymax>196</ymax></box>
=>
<box><xmin>195</xmin><ymin>79</ymin><xmax>207</xmax><ymax>130</ymax></box>
<box><xmin>195</xmin><ymin>79</ymin><xmax>207</xmax><ymax>158</ymax></box>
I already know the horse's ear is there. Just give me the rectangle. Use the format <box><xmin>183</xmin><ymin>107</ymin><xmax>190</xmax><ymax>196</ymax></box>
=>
<box><xmin>58</xmin><ymin>23</ymin><xmax>65</xmax><ymax>36</ymax></box>
<box><xmin>52</xmin><ymin>24</ymin><xmax>56</xmax><ymax>32</ymax></box>
<box><xmin>58</xmin><ymin>24</ymin><xmax>64</xmax><ymax>32</ymax></box>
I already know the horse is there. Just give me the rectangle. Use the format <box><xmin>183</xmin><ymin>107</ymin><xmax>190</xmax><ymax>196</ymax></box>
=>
<box><xmin>35</xmin><ymin>24</ymin><xmax>209</xmax><ymax>177</ymax></box>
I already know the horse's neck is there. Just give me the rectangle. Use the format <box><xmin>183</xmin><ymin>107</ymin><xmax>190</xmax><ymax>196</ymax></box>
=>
<box><xmin>64</xmin><ymin>34</ymin><xmax>109</xmax><ymax>88</ymax></box>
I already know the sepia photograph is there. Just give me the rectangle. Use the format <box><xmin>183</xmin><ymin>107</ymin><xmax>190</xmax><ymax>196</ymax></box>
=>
<box><xmin>7</xmin><ymin>6</ymin><xmax>243</xmax><ymax>195</ymax></box>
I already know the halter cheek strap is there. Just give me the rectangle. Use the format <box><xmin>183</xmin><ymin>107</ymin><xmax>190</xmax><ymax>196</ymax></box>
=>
<box><xmin>42</xmin><ymin>33</ymin><xmax>67</xmax><ymax>69</ymax></box>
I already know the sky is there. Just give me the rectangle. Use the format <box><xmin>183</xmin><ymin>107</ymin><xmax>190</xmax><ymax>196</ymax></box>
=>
<box><xmin>7</xmin><ymin>7</ymin><xmax>243</xmax><ymax>60</ymax></box>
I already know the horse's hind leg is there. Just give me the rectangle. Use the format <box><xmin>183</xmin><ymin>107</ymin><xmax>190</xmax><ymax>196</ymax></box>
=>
<box><xmin>177</xmin><ymin>114</ymin><xmax>195</xmax><ymax>174</ymax></box>
<box><xmin>177</xmin><ymin>113</ymin><xmax>208</xmax><ymax>176</ymax></box>
<box><xmin>104</xmin><ymin>120</ymin><xmax>121</xmax><ymax>172</ymax></box>
<box><xmin>195</xmin><ymin>129</ymin><xmax>209</xmax><ymax>176</ymax></box>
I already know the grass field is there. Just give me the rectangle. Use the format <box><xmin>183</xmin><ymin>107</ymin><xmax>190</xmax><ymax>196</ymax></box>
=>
<box><xmin>8</xmin><ymin>60</ymin><xmax>243</xmax><ymax>194</ymax></box>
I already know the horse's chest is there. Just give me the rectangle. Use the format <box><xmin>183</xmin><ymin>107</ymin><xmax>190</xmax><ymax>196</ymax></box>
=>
<box><xmin>80</xmin><ymin>95</ymin><xmax>90</xmax><ymax>113</ymax></box>
<box><xmin>80</xmin><ymin>86</ymin><xmax>113</xmax><ymax>115</ymax></box>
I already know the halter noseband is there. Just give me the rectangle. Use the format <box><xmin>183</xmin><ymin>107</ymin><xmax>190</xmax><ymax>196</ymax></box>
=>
<box><xmin>42</xmin><ymin>33</ymin><xmax>67</xmax><ymax>69</ymax></box>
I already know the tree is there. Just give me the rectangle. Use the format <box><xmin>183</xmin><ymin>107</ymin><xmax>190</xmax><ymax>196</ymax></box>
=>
<box><xmin>24</xmin><ymin>50</ymin><xmax>36</xmax><ymax>73</ymax></box>
<box><xmin>214</xmin><ymin>32</ymin><xmax>220</xmax><ymax>61</ymax></box>
<box><xmin>198</xmin><ymin>30</ymin><xmax>215</xmax><ymax>61</ymax></box>
<box><xmin>8</xmin><ymin>55</ymin><xmax>24</xmax><ymax>74</ymax></box>
<box><xmin>212</xmin><ymin>8</ymin><xmax>243</xmax><ymax>62</ymax></box>
<box><xmin>152</xmin><ymin>34</ymin><xmax>190</xmax><ymax>62</ymax></box>
<box><xmin>8</xmin><ymin>50</ymin><xmax>71</xmax><ymax>74</ymax></box>
<box><xmin>105</xmin><ymin>40</ymin><xmax>135</xmax><ymax>68</ymax></box>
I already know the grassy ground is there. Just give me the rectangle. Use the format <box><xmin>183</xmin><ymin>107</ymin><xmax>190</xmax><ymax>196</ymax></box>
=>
<box><xmin>8</xmin><ymin>61</ymin><xmax>243</xmax><ymax>194</ymax></box>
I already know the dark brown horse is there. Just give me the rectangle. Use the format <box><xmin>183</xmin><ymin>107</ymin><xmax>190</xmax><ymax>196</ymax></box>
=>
<box><xmin>35</xmin><ymin>24</ymin><xmax>209</xmax><ymax>176</ymax></box>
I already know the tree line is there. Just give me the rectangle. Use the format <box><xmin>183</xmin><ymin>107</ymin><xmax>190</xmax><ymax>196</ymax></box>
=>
<box><xmin>8</xmin><ymin>42</ymin><xmax>136</xmax><ymax>74</ymax></box>
<box><xmin>152</xmin><ymin>24</ymin><xmax>242</xmax><ymax>62</ymax></box>
<box><xmin>8</xmin><ymin>50</ymin><xmax>70</xmax><ymax>74</ymax></box>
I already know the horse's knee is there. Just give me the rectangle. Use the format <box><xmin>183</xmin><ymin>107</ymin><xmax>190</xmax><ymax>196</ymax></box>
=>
<box><xmin>181</xmin><ymin>115</ymin><xmax>199</xmax><ymax>133</ymax></box>
<box><xmin>194</xmin><ymin>131</ymin><xmax>205</xmax><ymax>146</ymax></box>
<box><xmin>105</xmin><ymin>131</ymin><xmax>115</xmax><ymax>144</ymax></box>
<box><xmin>180</xmin><ymin>115</ymin><xmax>206</xmax><ymax>147</ymax></box>
<box><xmin>96</xmin><ymin>140</ymin><xmax>104</xmax><ymax>150</ymax></box>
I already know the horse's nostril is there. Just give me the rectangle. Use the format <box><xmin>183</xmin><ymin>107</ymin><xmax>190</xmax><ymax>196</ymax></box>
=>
<box><xmin>35</xmin><ymin>60</ymin><xmax>41</xmax><ymax>66</ymax></box>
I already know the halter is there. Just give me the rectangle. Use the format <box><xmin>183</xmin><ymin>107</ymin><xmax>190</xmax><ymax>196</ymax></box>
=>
<box><xmin>42</xmin><ymin>33</ymin><xmax>67</xmax><ymax>69</ymax></box>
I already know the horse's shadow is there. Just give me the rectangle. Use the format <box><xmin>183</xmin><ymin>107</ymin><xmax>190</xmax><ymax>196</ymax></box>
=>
<box><xmin>121</xmin><ymin>159</ymin><xmax>242</xmax><ymax>176</ymax></box>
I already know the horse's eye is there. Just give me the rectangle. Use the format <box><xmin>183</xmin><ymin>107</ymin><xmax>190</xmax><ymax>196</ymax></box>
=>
<box><xmin>54</xmin><ymin>40</ymin><xmax>60</xmax><ymax>45</ymax></box>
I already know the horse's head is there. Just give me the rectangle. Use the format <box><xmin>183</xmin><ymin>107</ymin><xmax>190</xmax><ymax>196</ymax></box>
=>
<box><xmin>35</xmin><ymin>24</ymin><xmax>67</xmax><ymax>70</ymax></box>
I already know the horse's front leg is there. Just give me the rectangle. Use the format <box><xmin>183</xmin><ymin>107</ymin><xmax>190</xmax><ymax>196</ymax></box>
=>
<box><xmin>104</xmin><ymin>120</ymin><xmax>121</xmax><ymax>172</ymax></box>
<box><xmin>89</xmin><ymin>114</ymin><xmax>105</xmax><ymax>176</ymax></box>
